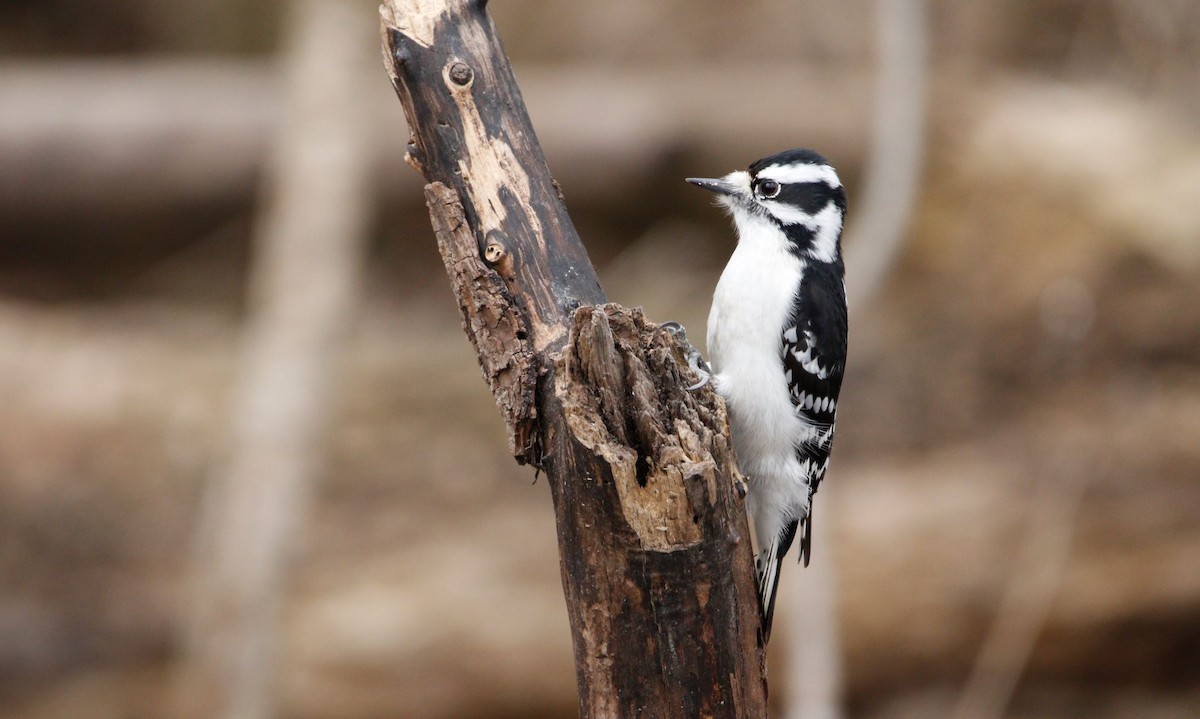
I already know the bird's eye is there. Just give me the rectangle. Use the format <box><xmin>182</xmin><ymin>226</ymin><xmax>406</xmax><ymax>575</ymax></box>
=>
<box><xmin>755</xmin><ymin>178</ymin><xmax>781</xmax><ymax>198</ymax></box>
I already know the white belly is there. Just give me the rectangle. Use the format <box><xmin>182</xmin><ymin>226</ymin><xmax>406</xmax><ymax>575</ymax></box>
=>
<box><xmin>706</xmin><ymin>217</ymin><xmax>810</xmax><ymax>543</ymax></box>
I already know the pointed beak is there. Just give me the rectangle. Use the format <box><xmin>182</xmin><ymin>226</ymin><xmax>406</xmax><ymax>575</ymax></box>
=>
<box><xmin>686</xmin><ymin>177</ymin><xmax>741</xmax><ymax>197</ymax></box>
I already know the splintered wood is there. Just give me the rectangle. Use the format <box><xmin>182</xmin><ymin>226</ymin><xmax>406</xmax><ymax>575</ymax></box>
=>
<box><xmin>425</xmin><ymin>181</ymin><xmax>539</xmax><ymax>461</ymax></box>
<box><xmin>558</xmin><ymin>305</ymin><xmax>728</xmax><ymax>551</ymax></box>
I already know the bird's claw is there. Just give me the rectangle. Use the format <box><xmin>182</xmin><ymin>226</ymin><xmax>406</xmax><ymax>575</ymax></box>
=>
<box><xmin>661</xmin><ymin>320</ymin><xmax>712</xmax><ymax>392</ymax></box>
<box><xmin>685</xmin><ymin>357</ymin><xmax>711</xmax><ymax>391</ymax></box>
<box><xmin>660</xmin><ymin>320</ymin><xmax>684</xmax><ymax>335</ymax></box>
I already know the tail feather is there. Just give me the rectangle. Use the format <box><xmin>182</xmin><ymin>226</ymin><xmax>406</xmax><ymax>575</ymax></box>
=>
<box><xmin>757</xmin><ymin>518</ymin><xmax>799</xmax><ymax>643</ymax></box>
<box><xmin>800</xmin><ymin>506</ymin><xmax>813</xmax><ymax>567</ymax></box>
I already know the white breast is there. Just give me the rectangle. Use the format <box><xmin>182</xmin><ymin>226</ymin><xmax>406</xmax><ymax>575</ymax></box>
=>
<box><xmin>706</xmin><ymin>209</ymin><xmax>808</xmax><ymax>505</ymax></box>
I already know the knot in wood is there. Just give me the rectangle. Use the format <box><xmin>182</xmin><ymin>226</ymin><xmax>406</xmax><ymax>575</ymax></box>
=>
<box><xmin>484</xmin><ymin>241</ymin><xmax>506</xmax><ymax>265</ymax></box>
<box><xmin>447</xmin><ymin>60</ymin><xmax>473</xmax><ymax>86</ymax></box>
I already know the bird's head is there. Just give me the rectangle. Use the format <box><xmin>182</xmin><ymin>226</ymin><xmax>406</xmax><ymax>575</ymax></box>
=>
<box><xmin>688</xmin><ymin>149</ymin><xmax>847</xmax><ymax>263</ymax></box>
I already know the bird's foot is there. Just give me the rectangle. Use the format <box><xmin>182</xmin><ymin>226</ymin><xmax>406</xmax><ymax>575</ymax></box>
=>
<box><xmin>661</xmin><ymin>321</ymin><xmax>712</xmax><ymax>391</ymax></box>
<box><xmin>734</xmin><ymin>474</ymin><xmax>749</xmax><ymax>499</ymax></box>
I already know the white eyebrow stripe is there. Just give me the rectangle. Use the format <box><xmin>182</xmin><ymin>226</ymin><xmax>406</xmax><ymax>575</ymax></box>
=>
<box><xmin>757</xmin><ymin>163</ymin><xmax>843</xmax><ymax>188</ymax></box>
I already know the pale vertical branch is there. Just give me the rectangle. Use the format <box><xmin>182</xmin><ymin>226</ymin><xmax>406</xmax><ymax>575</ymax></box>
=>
<box><xmin>783</xmin><ymin>512</ymin><xmax>843</xmax><ymax>719</ymax></box>
<box><xmin>844</xmin><ymin>0</ymin><xmax>929</xmax><ymax>313</ymax></box>
<box><xmin>176</xmin><ymin>1</ymin><xmax>375</xmax><ymax>718</ymax></box>
<box><xmin>950</xmin><ymin>453</ymin><xmax>1090</xmax><ymax>719</ymax></box>
<box><xmin>787</xmin><ymin>2</ymin><xmax>929</xmax><ymax>719</ymax></box>
<box><xmin>950</xmin><ymin>271</ymin><xmax>1098</xmax><ymax>719</ymax></box>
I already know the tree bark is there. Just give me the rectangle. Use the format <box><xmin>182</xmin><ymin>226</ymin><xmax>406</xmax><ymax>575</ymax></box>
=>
<box><xmin>381</xmin><ymin>1</ymin><xmax>768</xmax><ymax>716</ymax></box>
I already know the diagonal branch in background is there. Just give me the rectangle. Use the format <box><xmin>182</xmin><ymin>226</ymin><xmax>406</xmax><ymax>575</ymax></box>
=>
<box><xmin>381</xmin><ymin>1</ymin><xmax>768</xmax><ymax>715</ymax></box>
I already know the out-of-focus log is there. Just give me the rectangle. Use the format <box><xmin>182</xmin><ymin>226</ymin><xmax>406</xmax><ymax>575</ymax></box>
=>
<box><xmin>0</xmin><ymin>60</ymin><xmax>868</xmax><ymax>213</ymax></box>
<box><xmin>0</xmin><ymin>62</ymin><xmax>276</xmax><ymax>213</ymax></box>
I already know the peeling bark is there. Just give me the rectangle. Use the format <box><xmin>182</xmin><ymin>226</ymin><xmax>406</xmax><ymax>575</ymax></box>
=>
<box><xmin>425</xmin><ymin>181</ymin><xmax>539</xmax><ymax>459</ymax></box>
<box><xmin>381</xmin><ymin>1</ymin><xmax>768</xmax><ymax>715</ymax></box>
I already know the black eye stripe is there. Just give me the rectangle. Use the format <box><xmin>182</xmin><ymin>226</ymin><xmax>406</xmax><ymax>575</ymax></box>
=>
<box><xmin>777</xmin><ymin>181</ymin><xmax>836</xmax><ymax>214</ymax></box>
<box><xmin>750</xmin><ymin>175</ymin><xmax>848</xmax><ymax>219</ymax></box>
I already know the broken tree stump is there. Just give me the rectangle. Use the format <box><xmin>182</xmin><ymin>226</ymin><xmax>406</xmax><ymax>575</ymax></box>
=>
<box><xmin>381</xmin><ymin>1</ymin><xmax>768</xmax><ymax>715</ymax></box>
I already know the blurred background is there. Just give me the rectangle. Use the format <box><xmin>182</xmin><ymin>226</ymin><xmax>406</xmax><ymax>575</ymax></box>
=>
<box><xmin>2</xmin><ymin>0</ymin><xmax>1199</xmax><ymax>717</ymax></box>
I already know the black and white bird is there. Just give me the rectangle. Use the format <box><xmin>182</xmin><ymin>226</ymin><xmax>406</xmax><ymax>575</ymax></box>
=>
<box><xmin>687</xmin><ymin>149</ymin><xmax>848</xmax><ymax>641</ymax></box>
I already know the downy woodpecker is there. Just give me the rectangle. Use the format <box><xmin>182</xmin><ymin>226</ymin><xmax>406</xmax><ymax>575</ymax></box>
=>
<box><xmin>687</xmin><ymin>149</ymin><xmax>848</xmax><ymax>641</ymax></box>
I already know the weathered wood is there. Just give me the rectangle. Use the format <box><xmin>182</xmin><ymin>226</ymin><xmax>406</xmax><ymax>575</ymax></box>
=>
<box><xmin>382</xmin><ymin>0</ymin><xmax>768</xmax><ymax>716</ymax></box>
<box><xmin>383</xmin><ymin>0</ymin><xmax>603</xmax><ymax>361</ymax></box>
<box><xmin>552</xmin><ymin>305</ymin><xmax>766</xmax><ymax>716</ymax></box>
<box><xmin>424</xmin><ymin>182</ymin><xmax>540</xmax><ymax>458</ymax></box>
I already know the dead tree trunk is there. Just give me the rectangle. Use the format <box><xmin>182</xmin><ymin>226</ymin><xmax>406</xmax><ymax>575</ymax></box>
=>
<box><xmin>380</xmin><ymin>1</ymin><xmax>768</xmax><ymax>716</ymax></box>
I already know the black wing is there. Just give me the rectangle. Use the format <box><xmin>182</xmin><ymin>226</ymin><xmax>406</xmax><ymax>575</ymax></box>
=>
<box><xmin>780</xmin><ymin>264</ymin><xmax>847</xmax><ymax>565</ymax></box>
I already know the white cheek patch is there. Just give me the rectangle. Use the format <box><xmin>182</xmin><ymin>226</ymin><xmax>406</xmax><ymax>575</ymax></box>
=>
<box><xmin>763</xmin><ymin>201</ymin><xmax>818</xmax><ymax>227</ymax></box>
<box><xmin>757</xmin><ymin>163</ymin><xmax>842</xmax><ymax>188</ymax></box>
